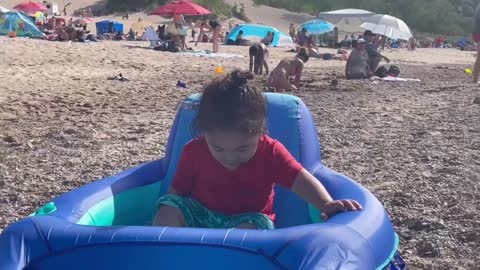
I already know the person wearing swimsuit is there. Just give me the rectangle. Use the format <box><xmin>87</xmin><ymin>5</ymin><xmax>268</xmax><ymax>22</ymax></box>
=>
<box><xmin>266</xmin><ymin>48</ymin><xmax>309</xmax><ymax>91</ymax></box>
<box><xmin>249</xmin><ymin>43</ymin><xmax>269</xmax><ymax>75</ymax></box>
<box><xmin>195</xmin><ymin>18</ymin><xmax>222</xmax><ymax>53</ymax></box>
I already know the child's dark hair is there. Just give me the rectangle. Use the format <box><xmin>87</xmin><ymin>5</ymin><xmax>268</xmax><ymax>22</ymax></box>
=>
<box><xmin>194</xmin><ymin>70</ymin><xmax>267</xmax><ymax>134</ymax></box>
<box><xmin>249</xmin><ymin>44</ymin><xmax>265</xmax><ymax>75</ymax></box>
<box><xmin>296</xmin><ymin>48</ymin><xmax>309</xmax><ymax>63</ymax></box>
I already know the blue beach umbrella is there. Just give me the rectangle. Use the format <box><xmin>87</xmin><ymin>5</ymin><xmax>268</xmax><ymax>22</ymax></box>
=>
<box><xmin>299</xmin><ymin>19</ymin><xmax>335</xmax><ymax>34</ymax></box>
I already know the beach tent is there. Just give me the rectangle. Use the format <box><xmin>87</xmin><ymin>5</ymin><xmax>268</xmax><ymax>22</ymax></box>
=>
<box><xmin>318</xmin><ymin>9</ymin><xmax>374</xmax><ymax>23</ymax></box>
<box><xmin>0</xmin><ymin>11</ymin><xmax>44</xmax><ymax>38</ymax></box>
<box><xmin>0</xmin><ymin>6</ymin><xmax>9</xmax><ymax>13</ymax></box>
<box><xmin>318</xmin><ymin>9</ymin><xmax>375</xmax><ymax>35</ymax></box>
<box><xmin>225</xmin><ymin>24</ymin><xmax>293</xmax><ymax>47</ymax></box>
<box><xmin>96</xmin><ymin>20</ymin><xmax>123</xmax><ymax>35</ymax></box>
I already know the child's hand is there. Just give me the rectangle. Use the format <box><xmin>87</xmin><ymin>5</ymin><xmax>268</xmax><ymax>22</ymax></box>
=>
<box><xmin>320</xmin><ymin>199</ymin><xmax>362</xmax><ymax>220</ymax></box>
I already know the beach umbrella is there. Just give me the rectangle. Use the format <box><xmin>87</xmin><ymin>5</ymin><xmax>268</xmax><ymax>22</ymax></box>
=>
<box><xmin>299</xmin><ymin>19</ymin><xmax>335</xmax><ymax>35</ymax></box>
<box><xmin>150</xmin><ymin>0</ymin><xmax>211</xmax><ymax>16</ymax></box>
<box><xmin>34</xmin><ymin>11</ymin><xmax>44</xmax><ymax>20</ymax></box>
<box><xmin>0</xmin><ymin>6</ymin><xmax>9</xmax><ymax>13</ymax></box>
<box><xmin>13</xmin><ymin>1</ymin><xmax>48</xmax><ymax>13</ymax></box>
<box><xmin>360</xmin><ymin>14</ymin><xmax>412</xmax><ymax>40</ymax></box>
<box><xmin>72</xmin><ymin>17</ymin><xmax>94</xmax><ymax>25</ymax></box>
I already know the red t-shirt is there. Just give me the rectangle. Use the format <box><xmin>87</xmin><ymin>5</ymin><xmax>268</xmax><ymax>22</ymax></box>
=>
<box><xmin>171</xmin><ymin>135</ymin><xmax>303</xmax><ymax>221</ymax></box>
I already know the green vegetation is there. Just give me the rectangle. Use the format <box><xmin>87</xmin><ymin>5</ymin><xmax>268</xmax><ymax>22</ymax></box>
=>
<box><xmin>106</xmin><ymin>0</ymin><xmax>249</xmax><ymax>22</ymax></box>
<box><xmin>253</xmin><ymin>0</ymin><xmax>480</xmax><ymax>35</ymax></box>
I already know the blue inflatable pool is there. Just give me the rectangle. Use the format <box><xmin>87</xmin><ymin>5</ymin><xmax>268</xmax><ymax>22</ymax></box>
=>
<box><xmin>0</xmin><ymin>93</ymin><xmax>405</xmax><ymax>270</ymax></box>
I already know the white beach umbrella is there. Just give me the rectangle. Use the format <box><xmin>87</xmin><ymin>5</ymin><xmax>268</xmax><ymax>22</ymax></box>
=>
<box><xmin>360</xmin><ymin>14</ymin><xmax>412</xmax><ymax>40</ymax></box>
<box><xmin>0</xmin><ymin>6</ymin><xmax>9</xmax><ymax>13</ymax></box>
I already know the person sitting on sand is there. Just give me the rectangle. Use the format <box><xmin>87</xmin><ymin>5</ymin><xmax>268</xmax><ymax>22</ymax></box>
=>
<box><xmin>345</xmin><ymin>38</ymin><xmax>373</xmax><ymax>80</ymax></box>
<box><xmin>235</xmin><ymin>30</ymin><xmax>250</xmax><ymax>46</ymax></box>
<box><xmin>266</xmin><ymin>48</ymin><xmax>309</xmax><ymax>91</ymax></box>
<box><xmin>249</xmin><ymin>43</ymin><xmax>269</xmax><ymax>75</ymax></box>
<box><xmin>296</xmin><ymin>28</ymin><xmax>315</xmax><ymax>47</ymax></box>
<box><xmin>261</xmin><ymin>32</ymin><xmax>274</xmax><ymax>46</ymax></box>
<box><xmin>153</xmin><ymin>70</ymin><xmax>361</xmax><ymax>230</ymax></box>
<box><xmin>363</xmin><ymin>30</ymin><xmax>390</xmax><ymax>73</ymax></box>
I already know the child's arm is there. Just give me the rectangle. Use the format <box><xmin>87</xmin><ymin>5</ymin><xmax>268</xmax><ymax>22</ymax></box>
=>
<box><xmin>291</xmin><ymin>169</ymin><xmax>362</xmax><ymax>219</ymax></box>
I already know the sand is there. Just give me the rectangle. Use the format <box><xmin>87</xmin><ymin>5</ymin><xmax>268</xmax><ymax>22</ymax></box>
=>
<box><xmin>1</xmin><ymin>37</ymin><xmax>479</xmax><ymax>269</ymax></box>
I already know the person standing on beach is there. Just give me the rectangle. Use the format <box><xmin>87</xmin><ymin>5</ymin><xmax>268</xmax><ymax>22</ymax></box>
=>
<box><xmin>472</xmin><ymin>3</ymin><xmax>480</xmax><ymax>83</ymax></box>
<box><xmin>289</xmin><ymin>23</ymin><xmax>296</xmax><ymax>42</ymax></box>
<box><xmin>195</xmin><ymin>17</ymin><xmax>222</xmax><ymax>53</ymax></box>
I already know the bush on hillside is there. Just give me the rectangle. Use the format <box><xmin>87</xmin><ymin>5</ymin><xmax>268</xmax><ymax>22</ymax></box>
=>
<box><xmin>253</xmin><ymin>0</ymin><xmax>480</xmax><ymax>35</ymax></box>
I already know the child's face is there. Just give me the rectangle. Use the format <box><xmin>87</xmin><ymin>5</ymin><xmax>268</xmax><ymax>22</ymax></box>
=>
<box><xmin>204</xmin><ymin>129</ymin><xmax>261</xmax><ymax>170</ymax></box>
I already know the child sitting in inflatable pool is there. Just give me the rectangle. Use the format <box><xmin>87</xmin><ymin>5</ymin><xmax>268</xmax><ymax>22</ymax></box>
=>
<box><xmin>153</xmin><ymin>70</ymin><xmax>361</xmax><ymax>229</ymax></box>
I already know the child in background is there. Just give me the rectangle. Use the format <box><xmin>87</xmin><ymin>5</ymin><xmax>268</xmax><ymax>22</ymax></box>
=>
<box><xmin>249</xmin><ymin>43</ymin><xmax>269</xmax><ymax>75</ymax></box>
<box><xmin>153</xmin><ymin>70</ymin><xmax>361</xmax><ymax>229</ymax></box>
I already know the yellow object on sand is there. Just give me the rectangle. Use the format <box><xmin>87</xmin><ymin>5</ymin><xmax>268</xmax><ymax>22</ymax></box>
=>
<box><xmin>34</xmin><ymin>11</ymin><xmax>44</xmax><ymax>20</ymax></box>
<box><xmin>215</xmin><ymin>65</ymin><xmax>224</xmax><ymax>74</ymax></box>
<box><xmin>465</xmin><ymin>68</ymin><xmax>473</xmax><ymax>74</ymax></box>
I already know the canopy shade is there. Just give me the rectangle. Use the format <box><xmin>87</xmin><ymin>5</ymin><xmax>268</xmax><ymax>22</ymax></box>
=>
<box><xmin>318</xmin><ymin>9</ymin><xmax>374</xmax><ymax>24</ymax></box>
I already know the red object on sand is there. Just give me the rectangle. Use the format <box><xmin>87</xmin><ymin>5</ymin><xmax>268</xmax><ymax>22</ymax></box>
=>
<box><xmin>13</xmin><ymin>1</ymin><xmax>48</xmax><ymax>12</ymax></box>
<box><xmin>150</xmin><ymin>0</ymin><xmax>211</xmax><ymax>16</ymax></box>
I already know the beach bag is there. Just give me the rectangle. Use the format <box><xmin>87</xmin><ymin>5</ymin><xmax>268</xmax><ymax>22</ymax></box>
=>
<box><xmin>375</xmin><ymin>66</ymin><xmax>388</xmax><ymax>78</ymax></box>
<box><xmin>153</xmin><ymin>43</ymin><xmax>168</xmax><ymax>51</ymax></box>
<box><xmin>388</xmin><ymin>65</ymin><xmax>401</xmax><ymax>77</ymax></box>
<box><xmin>167</xmin><ymin>41</ymin><xmax>180</xmax><ymax>53</ymax></box>
<box><xmin>322</xmin><ymin>53</ymin><xmax>333</xmax><ymax>60</ymax></box>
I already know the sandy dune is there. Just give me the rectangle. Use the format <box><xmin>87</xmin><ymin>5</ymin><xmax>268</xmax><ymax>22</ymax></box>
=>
<box><xmin>224</xmin><ymin>0</ymin><xmax>314</xmax><ymax>32</ymax></box>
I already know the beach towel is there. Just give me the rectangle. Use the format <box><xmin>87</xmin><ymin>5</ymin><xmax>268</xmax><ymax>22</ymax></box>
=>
<box><xmin>177</xmin><ymin>50</ymin><xmax>244</xmax><ymax>59</ymax></box>
<box><xmin>370</xmin><ymin>76</ymin><xmax>421</xmax><ymax>82</ymax></box>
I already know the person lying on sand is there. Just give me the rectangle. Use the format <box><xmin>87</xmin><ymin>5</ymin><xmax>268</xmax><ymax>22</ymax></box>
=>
<box><xmin>345</xmin><ymin>39</ymin><xmax>373</xmax><ymax>80</ymax></box>
<box><xmin>307</xmin><ymin>45</ymin><xmax>350</xmax><ymax>61</ymax></box>
<box><xmin>266</xmin><ymin>48</ymin><xmax>309</xmax><ymax>91</ymax></box>
<box><xmin>249</xmin><ymin>43</ymin><xmax>269</xmax><ymax>75</ymax></box>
